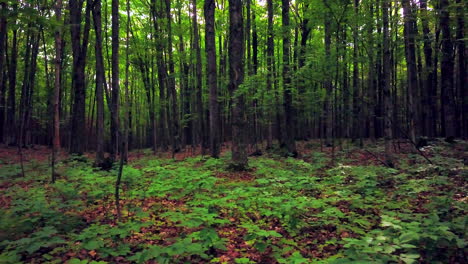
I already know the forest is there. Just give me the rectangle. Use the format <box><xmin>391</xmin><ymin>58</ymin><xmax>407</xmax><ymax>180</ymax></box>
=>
<box><xmin>0</xmin><ymin>0</ymin><xmax>466</xmax><ymax>263</ymax></box>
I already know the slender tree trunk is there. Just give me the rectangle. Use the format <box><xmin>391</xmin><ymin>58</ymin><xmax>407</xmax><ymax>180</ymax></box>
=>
<box><xmin>282</xmin><ymin>0</ymin><xmax>297</xmax><ymax>155</ymax></box>
<box><xmin>228</xmin><ymin>0</ymin><xmax>247</xmax><ymax>169</ymax></box>
<box><xmin>69</xmin><ymin>0</ymin><xmax>91</xmax><ymax>155</ymax></box>
<box><xmin>6</xmin><ymin>22</ymin><xmax>17</xmax><ymax>146</ymax></box>
<box><xmin>455</xmin><ymin>0</ymin><xmax>466</xmax><ymax>138</ymax></box>
<box><xmin>402</xmin><ymin>0</ymin><xmax>417</xmax><ymax>143</ymax></box>
<box><xmin>324</xmin><ymin>9</ymin><xmax>333</xmax><ymax>147</ymax></box>
<box><xmin>420</xmin><ymin>0</ymin><xmax>436</xmax><ymax>137</ymax></box>
<box><xmin>383</xmin><ymin>0</ymin><xmax>393</xmax><ymax>166</ymax></box>
<box><xmin>165</xmin><ymin>0</ymin><xmax>180</xmax><ymax>158</ymax></box>
<box><xmin>192</xmin><ymin>0</ymin><xmax>207</xmax><ymax>153</ymax></box>
<box><xmin>123</xmin><ymin>0</ymin><xmax>130</xmax><ymax>161</ymax></box>
<box><xmin>92</xmin><ymin>0</ymin><xmax>106</xmax><ymax>166</ymax></box>
<box><xmin>439</xmin><ymin>0</ymin><xmax>456</xmax><ymax>138</ymax></box>
<box><xmin>52</xmin><ymin>0</ymin><xmax>63</xmax><ymax>183</ymax></box>
<box><xmin>266</xmin><ymin>0</ymin><xmax>274</xmax><ymax>149</ymax></box>
<box><xmin>0</xmin><ymin>2</ymin><xmax>7</xmax><ymax>143</ymax></box>
<box><xmin>110</xmin><ymin>0</ymin><xmax>120</xmax><ymax>160</ymax></box>
<box><xmin>352</xmin><ymin>0</ymin><xmax>362</xmax><ymax>146</ymax></box>
<box><xmin>367</xmin><ymin>2</ymin><xmax>376</xmax><ymax>141</ymax></box>
<box><xmin>204</xmin><ymin>0</ymin><xmax>220</xmax><ymax>158</ymax></box>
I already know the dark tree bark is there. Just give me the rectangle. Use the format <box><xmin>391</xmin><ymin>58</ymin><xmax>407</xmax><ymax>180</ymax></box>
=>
<box><xmin>382</xmin><ymin>0</ymin><xmax>393</xmax><ymax>166</ymax></box>
<box><xmin>402</xmin><ymin>0</ymin><xmax>417</xmax><ymax>143</ymax></box>
<box><xmin>0</xmin><ymin>2</ymin><xmax>7</xmax><ymax>143</ymax></box>
<box><xmin>266</xmin><ymin>0</ymin><xmax>274</xmax><ymax>148</ymax></box>
<box><xmin>420</xmin><ymin>0</ymin><xmax>436</xmax><ymax>137</ymax></box>
<box><xmin>177</xmin><ymin>4</ymin><xmax>192</xmax><ymax>147</ymax></box>
<box><xmin>110</xmin><ymin>0</ymin><xmax>120</xmax><ymax>160</ymax></box>
<box><xmin>52</xmin><ymin>0</ymin><xmax>63</xmax><ymax>183</ymax></box>
<box><xmin>282</xmin><ymin>0</ymin><xmax>297</xmax><ymax>155</ymax></box>
<box><xmin>439</xmin><ymin>0</ymin><xmax>456</xmax><ymax>138</ymax></box>
<box><xmin>5</xmin><ymin>5</ymin><xmax>17</xmax><ymax>146</ymax></box>
<box><xmin>455</xmin><ymin>0</ymin><xmax>466</xmax><ymax>138</ymax></box>
<box><xmin>352</xmin><ymin>0</ymin><xmax>362</xmax><ymax>146</ymax></box>
<box><xmin>165</xmin><ymin>0</ymin><xmax>180</xmax><ymax>158</ymax></box>
<box><xmin>123</xmin><ymin>0</ymin><xmax>130</xmax><ymax>161</ymax></box>
<box><xmin>367</xmin><ymin>2</ymin><xmax>376</xmax><ymax>141</ymax></box>
<box><xmin>204</xmin><ymin>0</ymin><xmax>220</xmax><ymax>158</ymax></box>
<box><xmin>191</xmin><ymin>0</ymin><xmax>207</xmax><ymax>152</ymax></box>
<box><xmin>228</xmin><ymin>0</ymin><xmax>247</xmax><ymax>169</ymax></box>
<box><xmin>69</xmin><ymin>0</ymin><xmax>92</xmax><ymax>155</ymax></box>
<box><xmin>324</xmin><ymin>8</ymin><xmax>333</xmax><ymax>147</ymax></box>
<box><xmin>150</xmin><ymin>0</ymin><xmax>168</xmax><ymax>150</ymax></box>
<box><xmin>92</xmin><ymin>0</ymin><xmax>106</xmax><ymax>165</ymax></box>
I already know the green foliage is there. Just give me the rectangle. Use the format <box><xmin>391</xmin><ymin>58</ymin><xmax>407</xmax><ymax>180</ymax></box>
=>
<box><xmin>0</xmin><ymin>148</ymin><xmax>465</xmax><ymax>263</ymax></box>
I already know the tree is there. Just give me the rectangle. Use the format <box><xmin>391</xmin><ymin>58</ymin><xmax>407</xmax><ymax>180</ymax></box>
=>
<box><xmin>52</xmin><ymin>0</ymin><xmax>63</xmax><ymax>183</ymax></box>
<box><xmin>191</xmin><ymin>0</ymin><xmax>207</xmax><ymax>153</ymax></box>
<box><xmin>382</xmin><ymin>0</ymin><xmax>393</xmax><ymax>166</ymax></box>
<box><xmin>266</xmin><ymin>0</ymin><xmax>274</xmax><ymax>149</ymax></box>
<box><xmin>110</xmin><ymin>0</ymin><xmax>120</xmax><ymax>160</ymax></box>
<box><xmin>204</xmin><ymin>0</ymin><xmax>220</xmax><ymax>158</ymax></box>
<box><xmin>0</xmin><ymin>2</ymin><xmax>7</xmax><ymax>143</ymax></box>
<box><xmin>69</xmin><ymin>0</ymin><xmax>91</xmax><ymax>155</ymax></box>
<box><xmin>92</xmin><ymin>0</ymin><xmax>106</xmax><ymax>166</ymax></box>
<box><xmin>282</xmin><ymin>0</ymin><xmax>297</xmax><ymax>156</ymax></box>
<box><xmin>402</xmin><ymin>0</ymin><xmax>417</xmax><ymax>143</ymax></box>
<box><xmin>439</xmin><ymin>0</ymin><xmax>456</xmax><ymax>138</ymax></box>
<box><xmin>228</xmin><ymin>0</ymin><xmax>247</xmax><ymax>169</ymax></box>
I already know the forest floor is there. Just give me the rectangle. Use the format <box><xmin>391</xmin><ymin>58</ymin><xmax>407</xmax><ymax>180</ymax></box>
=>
<box><xmin>0</xmin><ymin>139</ymin><xmax>466</xmax><ymax>264</ymax></box>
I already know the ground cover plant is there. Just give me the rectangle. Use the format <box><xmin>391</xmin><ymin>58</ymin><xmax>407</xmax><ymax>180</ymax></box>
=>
<box><xmin>0</xmin><ymin>140</ymin><xmax>466</xmax><ymax>263</ymax></box>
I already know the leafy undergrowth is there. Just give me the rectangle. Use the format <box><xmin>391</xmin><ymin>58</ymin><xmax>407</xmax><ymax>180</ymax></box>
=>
<box><xmin>0</xmin><ymin>140</ymin><xmax>466</xmax><ymax>264</ymax></box>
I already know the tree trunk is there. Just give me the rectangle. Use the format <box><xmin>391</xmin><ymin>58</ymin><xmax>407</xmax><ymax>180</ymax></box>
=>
<box><xmin>6</xmin><ymin>25</ymin><xmax>17</xmax><ymax>145</ymax></box>
<box><xmin>455</xmin><ymin>0</ymin><xmax>466</xmax><ymax>138</ymax></box>
<box><xmin>402</xmin><ymin>0</ymin><xmax>417</xmax><ymax>143</ymax></box>
<box><xmin>92</xmin><ymin>0</ymin><xmax>106</xmax><ymax>166</ymax></box>
<box><xmin>110</xmin><ymin>0</ymin><xmax>120</xmax><ymax>160</ymax></box>
<box><xmin>439</xmin><ymin>0</ymin><xmax>456</xmax><ymax>138</ymax></box>
<box><xmin>420</xmin><ymin>0</ymin><xmax>436</xmax><ymax>137</ymax></box>
<box><xmin>228</xmin><ymin>0</ymin><xmax>247</xmax><ymax>169</ymax></box>
<box><xmin>352</xmin><ymin>0</ymin><xmax>362</xmax><ymax>146</ymax></box>
<box><xmin>383</xmin><ymin>0</ymin><xmax>393</xmax><ymax>166</ymax></box>
<box><xmin>282</xmin><ymin>0</ymin><xmax>297</xmax><ymax>155</ymax></box>
<box><xmin>324</xmin><ymin>9</ymin><xmax>333</xmax><ymax>147</ymax></box>
<box><xmin>204</xmin><ymin>0</ymin><xmax>220</xmax><ymax>158</ymax></box>
<box><xmin>192</xmin><ymin>0</ymin><xmax>207</xmax><ymax>153</ymax></box>
<box><xmin>69</xmin><ymin>0</ymin><xmax>91</xmax><ymax>155</ymax></box>
<box><xmin>0</xmin><ymin>2</ymin><xmax>7</xmax><ymax>143</ymax></box>
<box><xmin>165</xmin><ymin>0</ymin><xmax>180</xmax><ymax>157</ymax></box>
<box><xmin>266</xmin><ymin>0</ymin><xmax>274</xmax><ymax>149</ymax></box>
<box><xmin>52</xmin><ymin>0</ymin><xmax>63</xmax><ymax>183</ymax></box>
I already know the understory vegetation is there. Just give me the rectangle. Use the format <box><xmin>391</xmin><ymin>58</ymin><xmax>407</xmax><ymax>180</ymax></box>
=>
<box><xmin>0</xmin><ymin>141</ymin><xmax>466</xmax><ymax>263</ymax></box>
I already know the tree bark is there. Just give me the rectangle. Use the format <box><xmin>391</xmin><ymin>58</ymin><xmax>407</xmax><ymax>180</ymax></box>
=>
<box><xmin>110</xmin><ymin>0</ymin><xmax>120</xmax><ymax>160</ymax></box>
<box><xmin>69</xmin><ymin>0</ymin><xmax>92</xmax><ymax>155</ymax></box>
<box><xmin>266</xmin><ymin>0</ymin><xmax>274</xmax><ymax>149</ymax></box>
<box><xmin>382</xmin><ymin>0</ymin><xmax>393</xmax><ymax>166</ymax></box>
<box><xmin>420</xmin><ymin>0</ymin><xmax>436</xmax><ymax>137</ymax></box>
<box><xmin>455</xmin><ymin>0</ymin><xmax>466</xmax><ymax>138</ymax></box>
<box><xmin>204</xmin><ymin>0</ymin><xmax>220</xmax><ymax>158</ymax></box>
<box><xmin>0</xmin><ymin>2</ymin><xmax>7</xmax><ymax>143</ymax></box>
<box><xmin>5</xmin><ymin>4</ymin><xmax>17</xmax><ymax>146</ymax></box>
<box><xmin>52</xmin><ymin>0</ymin><xmax>63</xmax><ymax>183</ymax></box>
<box><xmin>439</xmin><ymin>0</ymin><xmax>456</xmax><ymax>138</ymax></box>
<box><xmin>228</xmin><ymin>0</ymin><xmax>247</xmax><ymax>169</ymax></box>
<box><xmin>282</xmin><ymin>0</ymin><xmax>297</xmax><ymax>155</ymax></box>
<box><xmin>92</xmin><ymin>0</ymin><xmax>106</xmax><ymax>165</ymax></box>
<box><xmin>191</xmin><ymin>0</ymin><xmax>207</xmax><ymax>153</ymax></box>
<box><xmin>324</xmin><ymin>8</ymin><xmax>333</xmax><ymax>147</ymax></box>
<box><xmin>402</xmin><ymin>0</ymin><xmax>417</xmax><ymax>143</ymax></box>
